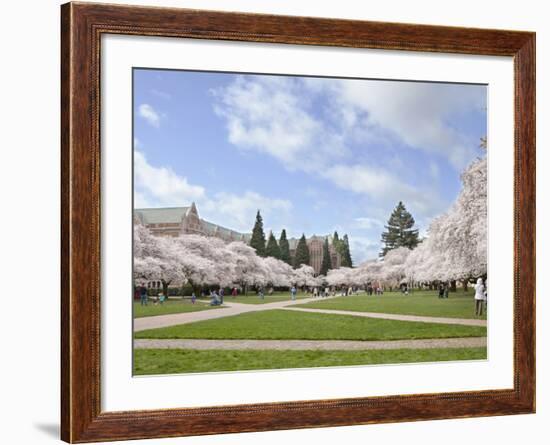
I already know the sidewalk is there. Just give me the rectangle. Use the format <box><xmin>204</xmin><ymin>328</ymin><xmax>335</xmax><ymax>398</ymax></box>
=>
<box><xmin>133</xmin><ymin>295</ymin><xmax>339</xmax><ymax>332</ymax></box>
<box><xmin>135</xmin><ymin>337</ymin><xmax>487</xmax><ymax>351</ymax></box>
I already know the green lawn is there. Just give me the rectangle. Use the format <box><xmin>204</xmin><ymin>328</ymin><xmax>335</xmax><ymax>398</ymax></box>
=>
<box><xmin>295</xmin><ymin>290</ymin><xmax>486</xmax><ymax>320</ymax></box>
<box><xmin>135</xmin><ymin>309</ymin><xmax>486</xmax><ymax>341</ymax></box>
<box><xmin>133</xmin><ymin>347</ymin><xmax>487</xmax><ymax>375</ymax></box>
<box><xmin>133</xmin><ymin>300</ymin><xmax>223</xmax><ymax>318</ymax></box>
<box><xmin>209</xmin><ymin>291</ymin><xmax>309</xmax><ymax>305</ymax></box>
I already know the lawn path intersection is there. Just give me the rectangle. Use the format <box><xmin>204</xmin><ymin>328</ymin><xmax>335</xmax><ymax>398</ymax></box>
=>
<box><xmin>134</xmin><ymin>294</ymin><xmax>486</xmax><ymax>332</ymax></box>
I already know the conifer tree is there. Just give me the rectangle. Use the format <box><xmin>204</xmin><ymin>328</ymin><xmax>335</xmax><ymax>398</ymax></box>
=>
<box><xmin>380</xmin><ymin>201</ymin><xmax>419</xmax><ymax>257</ymax></box>
<box><xmin>341</xmin><ymin>234</ymin><xmax>353</xmax><ymax>267</ymax></box>
<box><xmin>293</xmin><ymin>234</ymin><xmax>310</xmax><ymax>269</ymax></box>
<box><xmin>320</xmin><ymin>237</ymin><xmax>333</xmax><ymax>276</ymax></box>
<box><xmin>279</xmin><ymin>229</ymin><xmax>291</xmax><ymax>265</ymax></box>
<box><xmin>249</xmin><ymin>210</ymin><xmax>266</xmax><ymax>257</ymax></box>
<box><xmin>332</xmin><ymin>231</ymin><xmax>340</xmax><ymax>247</ymax></box>
<box><xmin>265</xmin><ymin>232</ymin><xmax>281</xmax><ymax>259</ymax></box>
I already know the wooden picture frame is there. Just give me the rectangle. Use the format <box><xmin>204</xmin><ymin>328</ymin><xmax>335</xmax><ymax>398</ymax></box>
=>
<box><xmin>61</xmin><ymin>2</ymin><xmax>535</xmax><ymax>442</ymax></box>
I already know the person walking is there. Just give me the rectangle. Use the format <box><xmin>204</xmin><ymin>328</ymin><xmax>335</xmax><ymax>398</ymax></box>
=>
<box><xmin>139</xmin><ymin>284</ymin><xmax>148</xmax><ymax>306</ymax></box>
<box><xmin>474</xmin><ymin>278</ymin><xmax>486</xmax><ymax>316</ymax></box>
<box><xmin>231</xmin><ymin>287</ymin><xmax>237</xmax><ymax>298</ymax></box>
<box><xmin>219</xmin><ymin>287</ymin><xmax>224</xmax><ymax>305</ymax></box>
<box><xmin>191</xmin><ymin>292</ymin><xmax>196</xmax><ymax>304</ymax></box>
<box><xmin>290</xmin><ymin>286</ymin><xmax>297</xmax><ymax>301</ymax></box>
<box><xmin>438</xmin><ymin>283</ymin><xmax>445</xmax><ymax>299</ymax></box>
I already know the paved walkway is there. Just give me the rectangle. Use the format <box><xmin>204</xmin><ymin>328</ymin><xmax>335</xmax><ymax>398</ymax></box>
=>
<box><xmin>133</xmin><ymin>296</ymin><xmax>339</xmax><ymax>332</ymax></box>
<box><xmin>282</xmin><ymin>307</ymin><xmax>487</xmax><ymax>327</ymax></box>
<box><xmin>135</xmin><ymin>337</ymin><xmax>487</xmax><ymax>351</ymax></box>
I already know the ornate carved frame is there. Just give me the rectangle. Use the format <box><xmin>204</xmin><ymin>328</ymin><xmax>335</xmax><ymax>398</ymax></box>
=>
<box><xmin>61</xmin><ymin>2</ymin><xmax>535</xmax><ymax>442</ymax></box>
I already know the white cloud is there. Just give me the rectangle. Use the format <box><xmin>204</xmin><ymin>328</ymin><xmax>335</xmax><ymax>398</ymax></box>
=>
<box><xmin>312</xmin><ymin>79</ymin><xmax>485</xmax><ymax>170</ymax></box>
<box><xmin>202</xmin><ymin>191</ymin><xmax>292</xmax><ymax>233</ymax></box>
<box><xmin>151</xmin><ymin>89</ymin><xmax>171</xmax><ymax>100</ymax></box>
<box><xmin>212</xmin><ymin>76</ymin><xmax>483</xmax><ymax>223</ymax></box>
<box><xmin>134</xmin><ymin>150</ymin><xmax>292</xmax><ymax>232</ymax></box>
<box><xmin>323</xmin><ymin>164</ymin><xmax>443</xmax><ymax>218</ymax></box>
<box><xmin>138</xmin><ymin>103</ymin><xmax>161</xmax><ymax>128</ymax></box>
<box><xmin>353</xmin><ymin>216</ymin><xmax>384</xmax><ymax>230</ymax></box>
<box><xmin>134</xmin><ymin>151</ymin><xmax>205</xmax><ymax>206</ymax></box>
<box><xmin>347</xmin><ymin>236</ymin><xmax>381</xmax><ymax>265</ymax></box>
<box><xmin>212</xmin><ymin>76</ymin><xmax>348</xmax><ymax>172</ymax></box>
<box><xmin>429</xmin><ymin>161</ymin><xmax>440</xmax><ymax>179</ymax></box>
<box><xmin>217</xmin><ymin>76</ymin><xmax>484</xmax><ymax>170</ymax></box>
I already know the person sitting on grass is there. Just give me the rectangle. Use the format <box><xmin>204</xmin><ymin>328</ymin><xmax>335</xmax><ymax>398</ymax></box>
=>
<box><xmin>158</xmin><ymin>292</ymin><xmax>166</xmax><ymax>305</ymax></box>
<box><xmin>210</xmin><ymin>290</ymin><xmax>220</xmax><ymax>306</ymax></box>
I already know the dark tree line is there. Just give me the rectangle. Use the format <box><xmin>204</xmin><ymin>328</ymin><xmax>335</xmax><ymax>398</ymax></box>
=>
<box><xmin>249</xmin><ymin>210</ymin><xmax>352</xmax><ymax>272</ymax></box>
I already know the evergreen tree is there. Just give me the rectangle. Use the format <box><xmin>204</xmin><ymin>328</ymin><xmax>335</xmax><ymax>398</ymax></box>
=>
<box><xmin>293</xmin><ymin>234</ymin><xmax>310</xmax><ymax>268</ymax></box>
<box><xmin>341</xmin><ymin>234</ymin><xmax>353</xmax><ymax>267</ymax></box>
<box><xmin>279</xmin><ymin>229</ymin><xmax>291</xmax><ymax>265</ymax></box>
<box><xmin>249</xmin><ymin>210</ymin><xmax>266</xmax><ymax>257</ymax></box>
<box><xmin>379</xmin><ymin>201</ymin><xmax>419</xmax><ymax>257</ymax></box>
<box><xmin>332</xmin><ymin>231</ymin><xmax>340</xmax><ymax>247</ymax></box>
<box><xmin>320</xmin><ymin>237</ymin><xmax>333</xmax><ymax>276</ymax></box>
<box><xmin>265</xmin><ymin>232</ymin><xmax>281</xmax><ymax>259</ymax></box>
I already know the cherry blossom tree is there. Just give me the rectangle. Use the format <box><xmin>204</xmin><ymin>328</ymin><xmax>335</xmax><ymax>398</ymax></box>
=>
<box><xmin>404</xmin><ymin>155</ymin><xmax>487</xmax><ymax>287</ymax></box>
<box><xmin>380</xmin><ymin>246</ymin><xmax>411</xmax><ymax>288</ymax></box>
<box><xmin>326</xmin><ymin>267</ymin><xmax>354</xmax><ymax>288</ymax></box>
<box><xmin>292</xmin><ymin>264</ymin><xmax>319</xmax><ymax>288</ymax></box>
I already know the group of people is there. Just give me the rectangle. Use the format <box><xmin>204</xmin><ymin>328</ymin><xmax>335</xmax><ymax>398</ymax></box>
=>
<box><xmin>209</xmin><ymin>288</ymin><xmax>225</xmax><ymax>306</ymax></box>
<box><xmin>366</xmin><ymin>284</ymin><xmax>384</xmax><ymax>296</ymax></box>
<box><xmin>136</xmin><ymin>284</ymin><xmax>167</xmax><ymax>306</ymax></box>
<box><xmin>438</xmin><ymin>283</ymin><xmax>450</xmax><ymax>299</ymax></box>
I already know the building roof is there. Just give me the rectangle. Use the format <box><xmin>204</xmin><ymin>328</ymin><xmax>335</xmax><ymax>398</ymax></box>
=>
<box><xmin>201</xmin><ymin>219</ymin><xmax>251</xmax><ymax>242</ymax></box>
<box><xmin>134</xmin><ymin>206</ymin><xmax>332</xmax><ymax>248</ymax></box>
<box><xmin>134</xmin><ymin>207</ymin><xmax>189</xmax><ymax>224</ymax></box>
<box><xmin>134</xmin><ymin>206</ymin><xmax>252</xmax><ymax>241</ymax></box>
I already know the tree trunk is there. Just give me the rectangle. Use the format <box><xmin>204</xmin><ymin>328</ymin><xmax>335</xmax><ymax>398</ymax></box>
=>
<box><xmin>162</xmin><ymin>280</ymin><xmax>170</xmax><ymax>298</ymax></box>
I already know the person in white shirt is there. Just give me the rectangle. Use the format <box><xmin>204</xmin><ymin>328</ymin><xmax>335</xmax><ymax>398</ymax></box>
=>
<box><xmin>474</xmin><ymin>278</ymin><xmax>486</xmax><ymax>316</ymax></box>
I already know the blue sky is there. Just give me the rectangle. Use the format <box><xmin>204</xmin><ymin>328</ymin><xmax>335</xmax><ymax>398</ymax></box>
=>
<box><xmin>133</xmin><ymin>68</ymin><xmax>486</xmax><ymax>263</ymax></box>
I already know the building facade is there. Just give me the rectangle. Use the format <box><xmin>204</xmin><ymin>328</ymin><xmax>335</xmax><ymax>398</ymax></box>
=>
<box><xmin>134</xmin><ymin>203</ymin><xmax>341</xmax><ymax>275</ymax></box>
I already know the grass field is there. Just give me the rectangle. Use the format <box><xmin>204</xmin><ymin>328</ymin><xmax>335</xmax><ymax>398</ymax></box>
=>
<box><xmin>203</xmin><ymin>291</ymin><xmax>309</xmax><ymax>305</ymax></box>
<box><xmin>135</xmin><ymin>309</ymin><xmax>486</xmax><ymax>341</ymax></box>
<box><xmin>133</xmin><ymin>300</ymin><xmax>223</xmax><ymax>318</ymax></box>
<box><xmin>295</xmin><ymin>290</ymin><xmax>486</xmax><ymax>320</ymax></box>
<box><xmin>133</xmin><ymin>347</ymin><xmax>487</xmax><ymax>374</ymax></box>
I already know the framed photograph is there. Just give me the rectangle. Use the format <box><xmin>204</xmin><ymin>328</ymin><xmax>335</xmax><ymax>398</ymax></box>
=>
<box><xmin>61</xmin><ymin>2</ymin><xmax>535</xmax><ymax>442</ymax></box>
